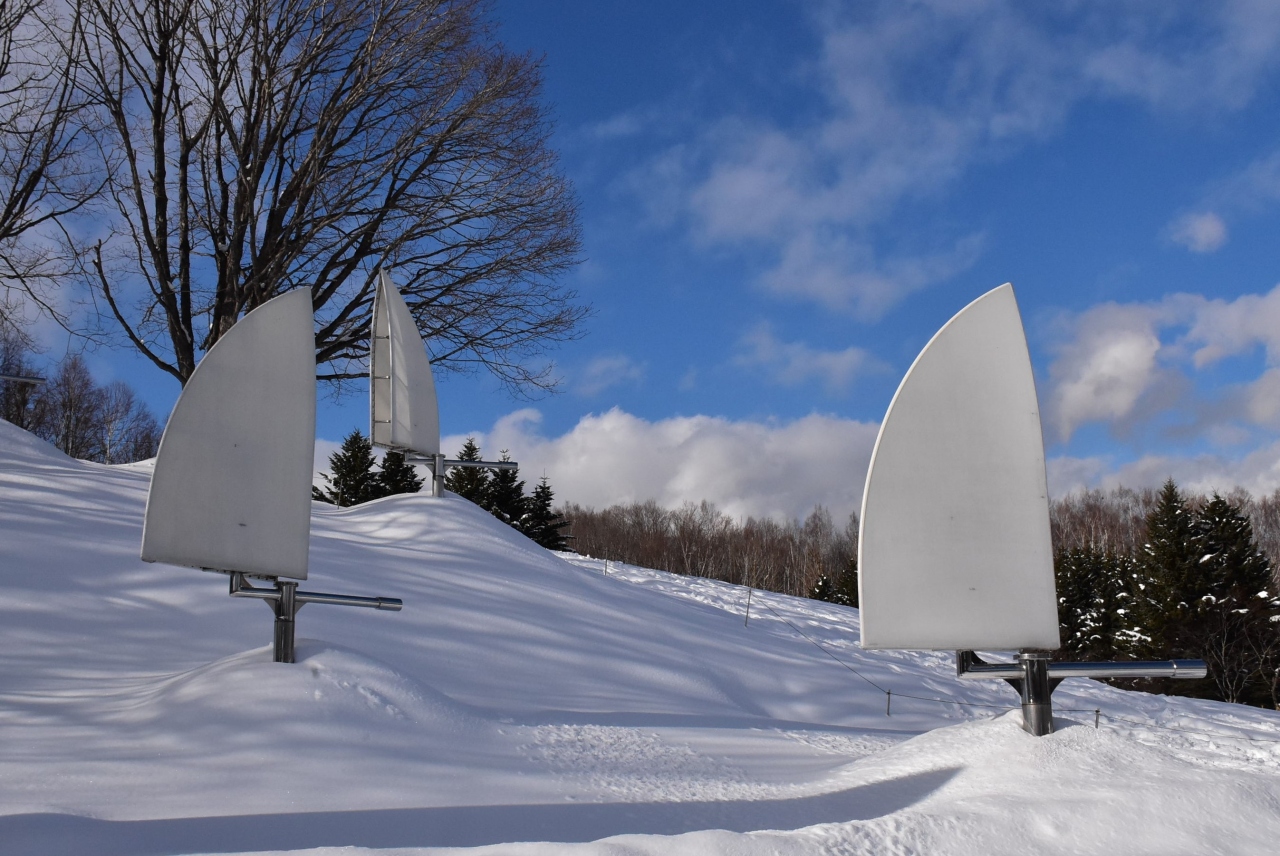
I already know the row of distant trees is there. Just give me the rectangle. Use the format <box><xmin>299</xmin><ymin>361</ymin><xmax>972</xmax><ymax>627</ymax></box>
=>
<box><xmin>559</xmin><ymin>481</ymin><xmax>1280</xmax><ymax>709</ymax></box>
<box><xmin>1</xmin><ymin>329</ymin><xmax>159</xmax><ymax>463</ymax></box>
<box><xmin>315</xmin><ymin>433</ymin><xmax>570</xmax><ymax>551</ymax></box>
<box><xmin>562</xmin><ymin>501</ymin><xmax>859</xmax><ymax>602</ymax></box>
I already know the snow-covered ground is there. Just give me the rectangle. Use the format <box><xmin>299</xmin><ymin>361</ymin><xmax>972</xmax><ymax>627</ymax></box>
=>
<box><xmin>3</xmin><ymin>418</ymin><xmax>1280</xmax><ymax>855</ymax></box>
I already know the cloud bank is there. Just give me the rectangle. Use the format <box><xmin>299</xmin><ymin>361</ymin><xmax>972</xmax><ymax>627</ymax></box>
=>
<box><xmin>443</xmin><ymin>408</ymin><xmax>879</xmax><ymax>523</ymax></box>
<box><xmin>1044</xmin><ymin>283</ymin><xmax>1280</xmax><ymax>448</ymax></box>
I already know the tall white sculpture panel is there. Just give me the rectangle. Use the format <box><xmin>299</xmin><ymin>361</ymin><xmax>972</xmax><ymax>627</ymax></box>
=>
<box><xmin>141</xmin><ymin>289</ymin><xmax>317</xmax><ymax>580</ymax></box>
<box><xmin>370</xmin><ymin>270</ymin><xmax>440</xmax><ymax>456</ymax></box>
<box><xmin>858</xmin><ymin>283</ymin><xmax>1060</xmax><ymax>651</ymax></box>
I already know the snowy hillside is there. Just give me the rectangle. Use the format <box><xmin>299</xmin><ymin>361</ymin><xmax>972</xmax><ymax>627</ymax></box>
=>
<box><xmin>2</xmin><ymin>417</ymin><xmax>1280</xmax><ymax>855</ymax></box>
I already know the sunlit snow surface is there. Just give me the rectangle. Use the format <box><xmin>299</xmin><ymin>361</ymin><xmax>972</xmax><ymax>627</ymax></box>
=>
<box><xmin>2</xmin><ymin>419</ymin><xmax>1280</xmax><ymax>855</ymax></box>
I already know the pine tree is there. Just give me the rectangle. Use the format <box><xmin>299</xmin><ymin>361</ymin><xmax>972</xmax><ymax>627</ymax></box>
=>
<box><xmin>809</xmin><ymin>573</ymin><xmax>836</xmax><ymax>602</ymax></box>
<box><xmin>523</xmin><ymin>476</ymin><xmax>571</xmax><ymax>550</ymax></box>
<box><xmin>836</xmin><ymin>556</ymin><xmax>860</xmax><ymax>607</ymax></box>
<box><xmin>1191</xmin><ymin>494</ymin><xmax>1277</xmax><ymax>704</ymax></box>
<box><xmin>809</xmin><ymin>558</ymin><xmax>858</xmax><ymax>607</ymax></box>
<box><xmin>1055</xmin><ymin>547</ymin><xmax>1128</xmax><ymax>661</ymax></box>
<box><xmin>443</xmin><ymin>437</ymin><xmax>490</xmax><ymax>505</ymax></box>
<box><xmin>315</xmin><ymin>430</ymin><xmax>383</xmax><ymax>506</ymax></box>
<box><xmin>485</xmin><ymin>450</ymin><xmax>527</xmax><ymax>528</ymax></box>
<box><xmin>1136</xmin><ymin>478</ymin><xmax>1202</xmax><ymax>659</ymax></box>
<box><xmin>378</xmin><ymin>450</ymin><xmax>424</xmax><ymax>496</ymax></box>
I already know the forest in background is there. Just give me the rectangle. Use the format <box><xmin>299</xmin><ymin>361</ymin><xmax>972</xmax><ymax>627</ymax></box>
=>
<box><xmin>561</xmin><ymin>483</ymin><xmax>1280</xmax><ymax>709</ymax></box>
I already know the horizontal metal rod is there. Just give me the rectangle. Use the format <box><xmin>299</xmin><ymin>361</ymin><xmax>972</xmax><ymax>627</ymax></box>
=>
<box><xmin>443</xmin><ymin>459</ymin><xmax>519</xmax><ymax>470</ymax></box>
<box><xmin>1047</xmin><ymin>659</ymin><xmax>1207</xmax><ymax>679</ymax></box>
<box><xmin>389</xmin><ymin>453</ymin><xmax>518</xmax><ymax>470</ymax></box>
<box><xmin>296</xmin><ymin>590</ymin><xmax>402</xmax><ymax>611</ymax></box>
<box><xmin>229</xmin><ymin>573</ymin><xmax>401</xmax><ymax>610</ymax></box>
<box><xmin>0</xmin><ymin>373</ymin><xmax>45</xmax><ymax>385</ymax></box>
<box><xmin>957</xmin><ymin>656</ymin><xmax>1207</xmax><ymax>681</ymax></box>
<box><xmin>229</xmin><ymin>574</ymin><xmax>280</xmax><ymax>600</ymax></box>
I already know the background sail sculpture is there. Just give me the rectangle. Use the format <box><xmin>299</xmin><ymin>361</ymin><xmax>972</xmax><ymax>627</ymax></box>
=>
<box><xmin>858</xmin><ymin>283</ymin><xmax>1205</xmax><ymax>736</ymax></box>
<box><xmin>369</xmin><ymin>270</ymin><xmax>517</xmax><ymax>494</ymax></box>
<box><xmin>142</xmin><ymin>289</ymin><xmax>401</xmax><ymax>664</ymax></box>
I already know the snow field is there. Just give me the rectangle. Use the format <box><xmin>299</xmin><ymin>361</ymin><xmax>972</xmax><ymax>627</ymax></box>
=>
<box><xmin>3</xmin><ymin>418</ymin><xmax>1280</xmax><ymax>854</ymax></box>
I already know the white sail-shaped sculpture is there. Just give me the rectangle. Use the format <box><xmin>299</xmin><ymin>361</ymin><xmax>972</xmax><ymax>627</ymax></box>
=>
<box><xmin>142</xmin><ymin>289</ymin><xmax>317</xmax><ymax>581</ymax></box>
<box><xmin>859</xmin><ymin>283</ymin><xmax>1060</xmax><ymax>651</ymax></box>
<box><xmin>370</xmin><ymin>270</ymin><xmax>439</xmax><ymax>456</ymax></box>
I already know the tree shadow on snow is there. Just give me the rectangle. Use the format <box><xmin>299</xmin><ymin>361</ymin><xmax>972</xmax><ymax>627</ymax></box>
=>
<box><xmin>1</xmin><ymin>767</ymin><xmax>959</xmax><ymax>855</ymax></box>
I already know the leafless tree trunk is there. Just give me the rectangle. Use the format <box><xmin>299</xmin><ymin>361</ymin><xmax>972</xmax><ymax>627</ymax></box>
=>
<box><xmin>31</xmin><ymin>354</ymin><xmax>103</xmax><ymax>459</ymax></box>
<box><xmin>75</xmin><ymin>0</ymin><xmax>583</xmax><ymax>389</ymax></box>
<box><xmin>0</xmin><ymin>0</ymin><xmax>99</xmax><ymax>323</ymax></box>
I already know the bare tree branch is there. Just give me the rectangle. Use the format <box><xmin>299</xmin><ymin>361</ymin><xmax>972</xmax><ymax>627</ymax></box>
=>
<box><xmin>75</xmin><ymin>0</ymin><xmax>585</xmax><ymax>390</ymax></box>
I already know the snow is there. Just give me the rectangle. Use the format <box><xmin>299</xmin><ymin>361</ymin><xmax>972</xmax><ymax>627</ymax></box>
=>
<box><xmin>2</xmin><ymin>417</ymin><xmax>1280</xmax><ymax>855</ymax></box>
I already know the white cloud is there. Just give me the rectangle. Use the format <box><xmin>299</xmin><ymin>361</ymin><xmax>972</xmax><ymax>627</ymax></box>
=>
<box><xmin>734</xmin><ymin>323</ymin><xmax>883</xmax><ymax>395</ymax></box>
<box><xmin>1184</xmin><ymin>286</ymin><xmax>1280</xmax><ymax>367</ymax></box>
<box><xmin>633</xmin><ymin>2</ymin><xmax>1280</xmax><ymax>316</ymax></box>
<box><xmin>1167</xmin><ymin>212</ymin><xmax>1228</xmax><ymax>253</ymax></box>
<box><xmin>1050</xmin><ymin>439</ymin><xmax>1280</xmax><ymax>500</ymax></box>
<box><xmin>1166</xmin><ymin>148</ymin><xmax>1280</xmax><ymax>244</ymax></box>
<box><xmin>1045</xmin><ymin>303</ymin><xmax>1169</xmax><ymax>442</ymax></box>
<box><xmin>1045</xmin><ymin>283</ymin><xmax>1280</xmax><ymax>443</ymax></box>
<box><xmin>575</xmin><ymin>354</ymin><xmax>646</xmax><ymax>397</ymax></box>
<box><xmin>444</xmin><ymin>407</ymin><xmax>880</xmax><ymax>523</ymax></box>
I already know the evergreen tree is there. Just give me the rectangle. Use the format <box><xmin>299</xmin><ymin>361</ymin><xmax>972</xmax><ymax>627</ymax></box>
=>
<box><xmin>1054</xmin><ymin>547</ymin><xmax>1129</xmax><ymax>661</ymax></box>
<box><xmin>1191</xmin><ymin>494</ymin><xmax>1277</xmax><ymax>704</ymax></box>
<box><xmin>837</xmin><ymin>557</ymin><xmax>860</xmax><ymax>607</ymax></box>
<box><xmin>485</xmin><ymin>450</ymin><xmax>527</xmax><ymax>527</ymax></box>
<box><xmin>378</xmin><ymin>450</ymin><xmax>424</xmax><ymax>496</ymax></box>
<box><xmin>443</xmin><ymin>437</ymin><xmax>490</xmax><ymax>505</ymax></box>
<box><xmin>523</xmin><ymin>475</ymin><xmax>572</xmax><ymax>550</ymax></box>
<box><xmin>1135</xmin><ymin>478</ymin><xmax>1202</xmax><ymax>659</ymax></box>
<box><xmin>809</xmin><ymin>573</ymin><xmax>837</xmax><ymax>603</ymax></box>
<box><xmin>315</xmin><ymin>430</ymin><xmax>383</xmax><ymax>506</ymax></box>
<box><xmin>808</xmin><ymin>558</ymin><xmax>858</xmax><ymax>607</ymax></box>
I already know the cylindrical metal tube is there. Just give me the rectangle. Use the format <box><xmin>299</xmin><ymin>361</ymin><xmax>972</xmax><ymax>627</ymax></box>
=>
<box><xmin>1019</xmin><ymin>652</ymin><xmax>1054</xmax><ymax>736</ymax></box>
<box><xmin>1046</xmin><ymin>659</ymin><xmax>1207</xmax><ymax>679</ymax></box>
<box><xmin>442</xmin><ymin>459</ymin><xmax>519</xmax><ymax>470</ymax></box>
<box><xmin>273</xmin><ymin>581</ymin><xmax>298</xmax><ymax>663</ymax></box>
<box><xmin>295</xmin><ymin>590</ymin><xmax>403</xmax><ymax>611</ymax></box>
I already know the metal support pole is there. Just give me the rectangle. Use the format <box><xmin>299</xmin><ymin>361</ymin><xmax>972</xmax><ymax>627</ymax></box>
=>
<box><xmin>956</xmin><ymin>649</ymin><xmax>1207</xmax><ymax>737</ymax></box>
<box><xmin>433</xmin><ymin>454</ymin><xmax>446</xmax><ymax>497</ymax></box>
<box><xmin>227</xmin><ymin>571</ymin><xmax>401</xmax><ymax>665</ymax></box>
<box><xmin>273</xmin><ymin>581</ymin><xmax>298</xmax><ymax>663</ymax></box>
<box><xmin>1018</xmin><ymin>651</ymin><xmax>1053</xmax><ymax>736</ymax></box>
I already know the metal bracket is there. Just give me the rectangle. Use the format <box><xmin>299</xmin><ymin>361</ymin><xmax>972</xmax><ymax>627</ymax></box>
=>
<box><xmin>229</xmin><ymin>572</ymin><xmax>403</xmax><ymax>663</ymax></box>
<box><xmin>957</xmin><ymin>649</ymin><xmax>1207</xmax><ymax>736</ymax></box>
<box><xmin>402</xmin><ymin>453</ymin><xmax>520</xmax><ymax>497</ymax></box>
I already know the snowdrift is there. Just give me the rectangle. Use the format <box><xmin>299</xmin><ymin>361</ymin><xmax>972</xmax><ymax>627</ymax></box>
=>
<box><xmin>2</xmin><ymin>418</ymin><xmax>1280</xmax><ymax>855</ymax></box>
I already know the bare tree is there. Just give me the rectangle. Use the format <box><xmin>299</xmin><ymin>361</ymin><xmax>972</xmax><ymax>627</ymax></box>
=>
<box><xmin>31</xmin><ymin>353</ymin><xmax>102</xmax><ymax>458</ymax></box>
<box><xmin>96</xmin><ymin>379</ymin><xmax>160</xmax><ymax>463</ymax></box>
<box><xmin>75</xmin><ymin>0</ymin><xmax>584</xmax><ymax>390</ymax></box>
<box><xmin>561</xmin><ymin>501</ymin><xmax>859</xmax><ymax>600</ymax></box>
<box><xmin>1</xmin><ymin>0</ymin><xmax>99</xmax><ymax>316</ymax></box>
<box><xmin>0</xmin><ymin>321</ymin><xmax>41</xmax><ymax>427</ymax></box>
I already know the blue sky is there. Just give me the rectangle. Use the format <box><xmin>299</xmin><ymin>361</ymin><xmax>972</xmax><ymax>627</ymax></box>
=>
<box><xmin>69</xmin><ymin>1</ymin><xmax>1280</xmax><ymax>521</ymax></box>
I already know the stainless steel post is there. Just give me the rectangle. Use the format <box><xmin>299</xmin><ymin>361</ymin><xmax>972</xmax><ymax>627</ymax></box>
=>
<box><xmin>273</xmin><ymin>581</ymin><xmax>298</xmax><ymax>663</ymax></box>
<box><xmin>956</xmin><ymin>649</ymin><xmax>1206</xmax><ymax>737</ymax></box>
<box><xmin>1018</xmin><ymin>651</ymin><xmax>1053</xmax><ymax>736</ymax></box>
